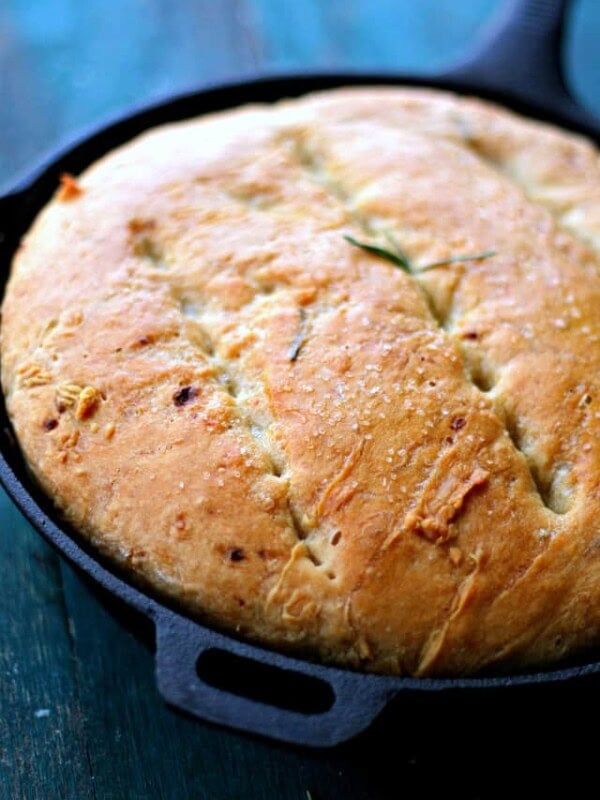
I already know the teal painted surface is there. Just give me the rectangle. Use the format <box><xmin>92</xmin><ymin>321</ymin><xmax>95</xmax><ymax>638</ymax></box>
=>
<box><xmin>247</xmin><ymin>0</ymin><xmax>500</xmax><ymax>69</ymax></box>
<box><xmin>1</xmin><ymin>1</ymin><xmax>600</xmax><ymax>797</ymax></box>
<box><xmin>2</xmin><ymin>0</ymin><xmax>599</xmax><ymax>192</ymax></box>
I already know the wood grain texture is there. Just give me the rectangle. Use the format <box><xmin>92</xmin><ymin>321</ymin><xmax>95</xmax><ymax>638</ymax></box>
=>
<box><xmin>1</xmin><ymin>0</ymin><xmax>600</xmax><ymax>797</ymax></box>
<box><xmin>0</xmin><ymin>503</ymin><xmax>93</xmax><ymax>799</ymax></box>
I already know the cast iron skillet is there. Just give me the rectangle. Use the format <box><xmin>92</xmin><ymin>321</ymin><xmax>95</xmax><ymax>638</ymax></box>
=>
<box><xmin>1</xmin><ymin>0</ymin><xmax>599</xmax><ymax>748</ymax></box>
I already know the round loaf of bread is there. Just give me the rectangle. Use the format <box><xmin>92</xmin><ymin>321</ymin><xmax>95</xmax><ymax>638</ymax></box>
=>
<box><xmin>3</xmin><ymin>87</ymin><xmax>600</xmax><ymax>676</ymax></box>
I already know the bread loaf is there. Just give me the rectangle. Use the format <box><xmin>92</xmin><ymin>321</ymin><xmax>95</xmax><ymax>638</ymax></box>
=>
<box><xmin>4</xmin><ymin>87</ymin><xmax>600</xmax><ymax>675</ymax></box>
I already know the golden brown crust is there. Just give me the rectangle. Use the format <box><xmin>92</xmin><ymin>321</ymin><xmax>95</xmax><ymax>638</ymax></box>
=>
<box><xmin>4</xmin><ymin>87</ymin><xmax>600</xmax><ymax>675</ymax></box>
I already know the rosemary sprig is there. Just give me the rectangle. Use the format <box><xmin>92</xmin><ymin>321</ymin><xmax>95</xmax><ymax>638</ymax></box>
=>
<box><xmin>344</xmin><ymin>234</ymin><xmax>496</xmax><ymax>273</ymax></box>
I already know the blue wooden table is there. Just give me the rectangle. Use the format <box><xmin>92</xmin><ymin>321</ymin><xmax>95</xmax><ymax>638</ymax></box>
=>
<box><xmin>1</xmin><ymin>1</ymin><xmax>600</xmax><ymax>797</ymax></box>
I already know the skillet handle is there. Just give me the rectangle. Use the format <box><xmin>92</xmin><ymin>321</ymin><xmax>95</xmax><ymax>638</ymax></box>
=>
<box><xmin>154</xmin><ymin>610</ymin><xmax>396</xmax><ymax>747</ymax></box>
<box><xmin>443</xmin><ymin>0</ymin><xmax>594</xmax><ymax>124</ymax></box>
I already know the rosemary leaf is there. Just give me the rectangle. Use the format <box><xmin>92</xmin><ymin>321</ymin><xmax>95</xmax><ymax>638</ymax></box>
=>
<box><xmin>420</xmin><ymin>250</ymin><xmax>497</xmax><ymax>271</ymax></box>
<box><xmin>343</xmin><ymin>234</ymin><xmax>412</xmax><ymax>274</ymax></box>
<box><xmin>289</xmin><ymin>335</ymin><xmax>305</xmax><ymax>362</ymax></box>
<box><xmin>384</xmin><ymin>231</ymin><xmax>413</xmax><ymax>272</ymax></box>
<box><xmin>289</xmin><ymin>308</ymin><xmax>307</xmax><ymax>362</ymax></box>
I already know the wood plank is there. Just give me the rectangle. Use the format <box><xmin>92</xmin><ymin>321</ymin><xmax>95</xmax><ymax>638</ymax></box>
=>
<box><xmin>0</xmin><ymin>6</ymin><xmax>59</xmax><ymax>191</ymax></box>
<box><xmin>0</xmin><ymin>499</ymin><xmax>94</xmax><ymax>800</ymax></box>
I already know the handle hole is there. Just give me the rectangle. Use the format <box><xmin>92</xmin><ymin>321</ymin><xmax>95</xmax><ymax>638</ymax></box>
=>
<box><xmin>196</xmin><ymin>648</ymin><xmax>335</xmax><ymax>714</ymax></box>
